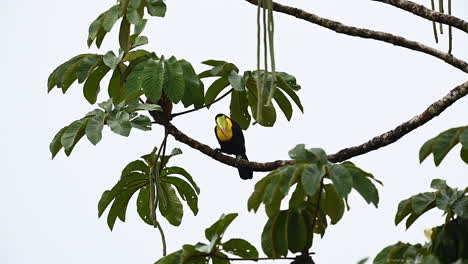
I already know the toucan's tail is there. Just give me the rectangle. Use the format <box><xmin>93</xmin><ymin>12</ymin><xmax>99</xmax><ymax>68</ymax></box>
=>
<box><xmin>238</xmin><ymin>153</ymin><xmax>253</xmax><ymax>180</ymax></box>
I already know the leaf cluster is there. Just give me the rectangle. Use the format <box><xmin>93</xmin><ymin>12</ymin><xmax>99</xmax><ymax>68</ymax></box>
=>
<box><xmin>49</xmin><ymin>99</ymin><xmax>160</xmax><ymax>158</ymax></box>
<box><xmin>200</xmin><ymin>60</ymin><xmax>303</xmax><ymax>129</ymax></box>
<box><xmin>97</xmin><ymin>147</ymin><xmax>200</xmax><ymax>230</ymax></box>
<box><xmin>395</xmin><ymin>179</ymin><xmax>468</xmax><ymax>229</ymax></box>
<box><xmin>248</xmin><ymin>144</ymin><xmax>381</xmax><ymax>258</ymax></box>
<box><xmin>374</xmin><ymin>218</ymin><xmax>468</xmax><ymax>264</ymax></box>
<box><xmin>155</xmin><ymin>214</ymin><xmax>259</xmax><ymax>264</ymax></box>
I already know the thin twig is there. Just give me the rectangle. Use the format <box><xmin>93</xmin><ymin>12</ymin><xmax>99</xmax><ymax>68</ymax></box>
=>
<box><xmin>154</xmin><ymin>81</ymin><xmax>468</xmax><ymax>172</ymax></box>
<box><xmin>170</xmin><ymin>89</ymin><xmax>234</xmax><ymax>118</ymax></box>
<box><xmin>244</xmin><ymin>0</ymin><xmax>468</xmax><ymax>73</ymax></box>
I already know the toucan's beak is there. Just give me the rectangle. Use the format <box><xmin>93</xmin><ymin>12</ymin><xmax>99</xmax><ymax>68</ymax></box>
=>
<box><xmin>220</xmin><ymin>126</ymin><xmax>227</xmax><ymax>137</ymax></box>
<box><xmin>216</xmin><ymin>117</ymin><xmax>227</xmax><ymax>137</ymax></box>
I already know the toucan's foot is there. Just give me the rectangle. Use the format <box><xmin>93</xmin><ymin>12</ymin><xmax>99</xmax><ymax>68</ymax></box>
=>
<box><xmin>213</xmin><ymin>148</ymin><xmax>221</xmax><ymax>156</ymax></box>
<box><xmin>235</xmin><ymin>155</ymin><xmax>242</xmax><ymax>167</ymax></box>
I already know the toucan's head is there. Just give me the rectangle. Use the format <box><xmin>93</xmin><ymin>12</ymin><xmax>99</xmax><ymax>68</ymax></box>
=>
<box><xmin>215</xmin><ymin>114</ymin><xmax>229</xmax><ymax>137</ymax></box>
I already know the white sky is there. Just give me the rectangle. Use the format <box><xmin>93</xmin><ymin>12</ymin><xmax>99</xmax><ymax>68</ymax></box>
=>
<box><xmin>2</xmin><ymin>0</ymin><xmax>468</xmax><ymax>263</ymax></box>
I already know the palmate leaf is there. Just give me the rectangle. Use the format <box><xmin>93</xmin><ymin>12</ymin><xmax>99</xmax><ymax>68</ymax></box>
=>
<box><xmin>125</xmin><ymin>56</ymin><xmax>203</xmax><ymax>108</ymax></box>
<box><xmin>394</xmin><ymin>179</ymin><xmax>467</xmax><ymax>229</ymax></box>
<box><xmin>162</xmin><ymin>176</ymin><xmax>199</xmax><ymax>215</ymax></box>
<box><xmin>146</xmin><ymin>0</ymin><xmax>167</xmax><ymax>17</ymax></box>
<box><xmin>83</xmin><ymin>65</ymin><xmax>111</xmax><ymax>104</ymax></box>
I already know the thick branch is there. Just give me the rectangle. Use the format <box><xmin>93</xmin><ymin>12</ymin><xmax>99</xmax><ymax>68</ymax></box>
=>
<box><xmin>373</xmin><ymin>0</ymin><xmax>468</xmax><ymax>34</ymax></box>
<box><xmin>160</xmin><ymin>81</ymin><xmax>468</xmax><ymax>172</ymax></box>
<box><xmin>243</xmin><ymin>0</ymin><xmax>468</xmax><ymax>74</ymax></box>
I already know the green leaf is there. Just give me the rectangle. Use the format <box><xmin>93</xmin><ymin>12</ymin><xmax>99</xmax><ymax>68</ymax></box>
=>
<box><xmin>373</xmin><ymin>244</ymin><xmax>394</xmax><ymax>264</ymax></box>
<box><xmin>108</xmin><ymin>111</ymin><xmax>132</xmax><ymax>136</ymax></box>
<box><xmin>158</xmin><ymin>182</ymin><xmax>184</xmax><ymax>226</ymax></box>
<box><xmin>49</xmin><ymin>126</ymin><xmax>67</xmax><ymax>159</ymax></box>
<box><xmin>161</xmin><ymin>167</ymin><xmax>200</xmax><ymax>194</ymax></box>
<box><xmin>147</xmin><ymin>0</ymin><xmax>167</xmax><ymax>17</ymax></box>
<box><xmin>136</xmin><ymin>185</ymin><xmax>153</xmax><ymax>225</ymax></box>
<box><xmin>83</xmin><ymin>65</ymin><xmax>111</xmax><ymax>104</ymax></box>
<box><xmin>461</xmin><ymin>147</ymin><xmax>468</xmax><ymax>164</ymax></box>
<box><xmin>85</xmin><ymin>110</ymin><xmax>105</xmax><ymax>145</ymax></box>
<box><xmin>222</xmin><ymin>239</ymin><xmax>259</xmax><ymax>259</ymax></box>
<box><xmin>50</xmin><ymin>54</ymin><xmax>89</xmax><ymax>92</ymax></box>
<box><xmin>452</xmin><ymin>196</ymin><xmax>468</xmax><ymax>218</ymax></box>
<box><xmin>230</xmin><ymin>90</ymin><xmax>251</xmax><ymax>130</ymax></box>
<box><xmin>419</xmin><ymin>138</ymin><xmax>434</xmax><ymax>163</ymax></box>
<box><xmin>351</xmin><ymin>172</ymin><xmax>379</xmax><ymax>207</ymax></box>
<box><xmin>248</xmin><ymin>174</ymin><xmax>275</xmax><ymax>212</ymax></box>
<box><xmin>289</xmin><ymin>182</ymin><xmax>306</xmax><ymax>209</ymax></box>
<box><xmin>205</xmin><ymin>78</ymin><xmax>230</xmax><ymax>107</ymax></box>
<box><xmin>244</xmin><ymin>77</ymin><xmax>277</xmax><ymax>127</ymax></box>
<box><xmin>324</xmin><ymin>184</ymin><xmax>345</xmax><ymax>224</ymax></box>
<box><xmin>272</xmin><ymin>211</ymin><xmax>288</xmax><ymax>257</ymax></box>
<box><xmin>107</xmin><ymin>179</ymin><xmax>146</xmax><ymax>230</ymax></box>
<box><xmin>411</xmin><ymin>192</ymin><xmax>436</xmax><ymax>214</ymax></box>
<box><xmin>273</xmin><ymin>88</ymin><xmax>293</xmax><ymax>121</ymax></box>
<box><xmin>329</xmin><ymin>164</ymin><xmax>353</xmax><ymax>198</ymax></box>
<box><xmin>126</xmin><ymin>62</ymin><xmax>146</xmax><ymax>96</ymax></box>
<box><xmin>127</xmin><ymin>0</ymin><xmax>143</xmax><ymax>25</ymax></box>
<box><xmin>142</xmin><ymin>59</ymin><xmax>164</xmax><ymax>103</ymax></box>
<box><xmin>123</xmin><ymin>49</ymin><xmax>150</xmax><ymax>62</ymax></box>
<box><xmin>205</xmin><ymin>213</ymin><xmax>238</xmax><ymax>242</ymax></box>
<box><xmin>154</xmin><ymin>251</ymin><xmax>182</xmax><ymax>264</ymax></box>
<box><xmin>395</xmin><ymin>198</ymin><xmax>413</xmax><ymax>225</ymax></box>
<box><xmin>122</xmin><ymin>160</ymin><xmax>150</xmax><ymax>177</ymax></box>
<box><xmin>212</xmin><ymin>253</ymin><xmax>229</xmax><ymax>264</ymax></box>
<box><xmin>130</xmin><ymin>115</ymin><xmax>152</xmax><ymax>131</ymax></box>
<box><xmin>179</xmin><ymin>60</ymin><xmax>204</xmax><ymax>108</ymax></box>
<box><xmin>61</xmin><ymin>118</ymin><xmax>88</xmax><ymax>152</ymax></box>
<box><xmin>102</xmin><ymin>5</ymin><xmax>121</xmax><ymax>32</ymax></box>
<box><xmin>287</xmin><ymin>209</ymin><xmax>307</xmax><ymax>253</ymax></box>
<box><xmin>202</xmin><ymin>60</ymin><xmax>230</xmax><ymax>67</ymax></box>
<box><xmin>95</xmin><ymin>28</ymin><xmax>108</xmax><ymax>48</ymax></box>
<box><xmin>460</xmin><ymin>128</ymin><xmax>468</xmax><ymax>147</ymax></box>
<box><xmin>99</xmin><ymin>99</ymin><xmax>113</xmax><ymax>112</ymax></box>
<box><xmin>133</xmin><ymin>19</ymin><xmax>147</xmax><ymax>35</ymax></box>
<box><xmin>432</xmin><ymin>128</ymin><xmax>461</xmax><ymax>166</ymax></box>
<box><xmin>288</xmin><ymin>144</ymin><xmax>327</xmax><ymax>165</ymax></box>
<box><xmin>431</xmin><ymin>179</ymin><xmax>449</xmax><ymax>191</ymax></box>
<box><xmin>228</xmin><ymin>71</ymin><xmax>244</xmax><ymax>91</ymax></box>
<box><xmin>87</xmin><ymin>14</ymin><xmax>103</xmax><ymax>47</ymax></box>
<box><xmin>103</xmin><ymin>51</ymin><xmax>124</xmax><ymax>70</ymax></box>
<box><xmin>276</xmin><ymin>73</ymin><xmax>303</xmax><ymax>112</ymax></box>
<box><xmin>119</xmin><ymin>18</ymin><xmax>131</xmax><ymax>52</ymax></box>
<box><xmin>301</xmin><ymin>164</ymin><xmax>324</xmax><ymax>196</ymax></box>
<box><xmin>261</xmin><ymin>216</ymin><xmax>275</xmax><ymax>258</ymax></box>
<box><xmin>76</xmin><ymin>55</ymin><xmax>102</xmax><ymax>83</ymax></box>
<box><xmin>131</xmin><ymin>35</ymin><xmax>149</xmax><ymax>49</ymax></box>
<box><xmin>162</xmin><ymin>176</ymin><xmax>199</xmax><ymax>215</ymax></box>
<box><xmin>406</xmin><ymin>201</ymin><xmax>435</xmax><ymax>229</ymax></box>
<box><xmin>108</xmin><ymin>68</ymin><xmax>123</xmax><ymax>103</ymax></box>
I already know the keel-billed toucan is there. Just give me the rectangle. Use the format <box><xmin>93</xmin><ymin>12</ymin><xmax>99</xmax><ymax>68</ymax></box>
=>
<box><xmin>214</xmin><ymin>114</ymin><xmax>253</xmax><ymax>180</ymax></box>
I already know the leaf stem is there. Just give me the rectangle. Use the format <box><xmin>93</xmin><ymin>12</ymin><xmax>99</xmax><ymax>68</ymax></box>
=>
<box><xmin>448</xmin><ymin>0</ymin><xmax>452</xmax><ymax>54</ymax></box>
<box><xmin>150</xmin><ymin>132</ymin><xmax>169</xmax><ymax>256</ymax></box>
<box><xmin>430</xmin><ymin>0</ymin><xmax>439</xmax><ymax>43</ymax></box>
<box><xmin>169</xmin><ymin>89</ymin><xmax>233</xmax><ymax>118</ymax></box>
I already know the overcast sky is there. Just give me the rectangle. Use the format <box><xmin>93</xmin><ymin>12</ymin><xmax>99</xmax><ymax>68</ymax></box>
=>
<box><xmin>2</xmin><ymin>0</ymin><xmax>468</xmax><ymax>263</ymax></box>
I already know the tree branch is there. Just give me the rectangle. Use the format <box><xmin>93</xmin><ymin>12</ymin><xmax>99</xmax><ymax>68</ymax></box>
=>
<box><xmin>372</xmin><ymin>0</ymin><xmax>468</xmax><ymax>34</ymax></box>
<box><xmin>157</xmin><ymin>80</ymin><xmax>468</xmax><ymax>172</ymax></box>
<box><xmin>243</xmin><ymin>0</ymin><xmax>468</xmax><ymax>74</ymax></box>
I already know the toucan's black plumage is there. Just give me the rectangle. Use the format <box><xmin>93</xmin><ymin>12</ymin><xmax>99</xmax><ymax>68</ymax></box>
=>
<box><xmin>214</xmin><ymin>114</ymin><xmax>253</xmax><ymax>180</ymax></box>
